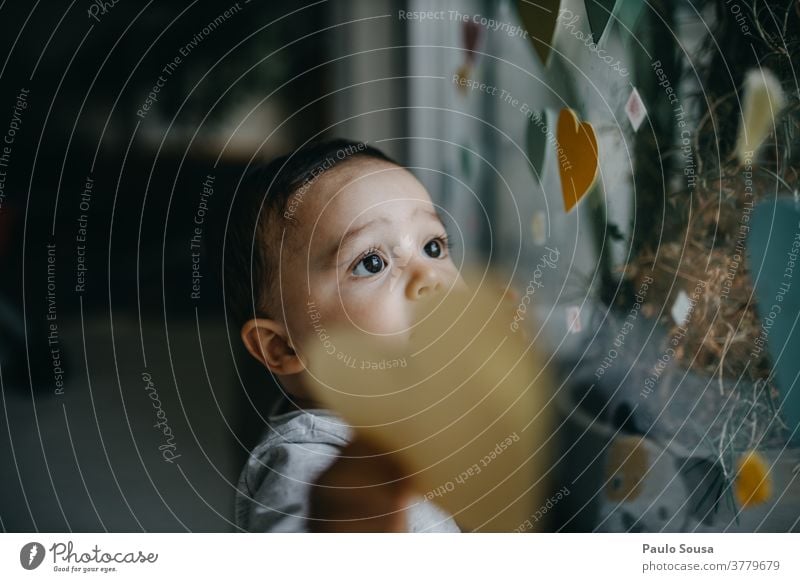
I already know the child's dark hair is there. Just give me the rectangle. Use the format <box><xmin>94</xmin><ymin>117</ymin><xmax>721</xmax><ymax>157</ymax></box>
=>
<box><xmin>223</xmin><ymin>138</ymin><xmax>396</xmax><ymax>327</ymax></box>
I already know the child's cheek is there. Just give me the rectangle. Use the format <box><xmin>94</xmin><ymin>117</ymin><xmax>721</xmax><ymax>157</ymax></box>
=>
<box><xmin>349</xmin><ymin>295</ymin><xmax>411</xmax><ymax>337</ymax></box>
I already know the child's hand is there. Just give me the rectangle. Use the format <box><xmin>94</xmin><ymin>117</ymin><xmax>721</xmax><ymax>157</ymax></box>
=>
<box><xmin>308</xmin><ymin>437</ymin><xmax>413</xmax><ymax>532</ymax></box>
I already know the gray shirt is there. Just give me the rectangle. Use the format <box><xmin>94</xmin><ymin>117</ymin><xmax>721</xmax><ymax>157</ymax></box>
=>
<box><xmin>235</xmin><ymin>407</ymin><xmax>460</xmax><ymax>532</ymax></box>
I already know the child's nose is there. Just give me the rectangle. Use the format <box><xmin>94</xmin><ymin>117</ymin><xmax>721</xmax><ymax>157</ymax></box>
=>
<box><xmin>404</xmin><ymin>261</ymin><xmax>442</xmax><ymax>299</ymax></box>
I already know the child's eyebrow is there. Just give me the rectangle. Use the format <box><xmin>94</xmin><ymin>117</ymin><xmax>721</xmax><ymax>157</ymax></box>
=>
<box><xmin>320</xmin><ymin>216</ymin><xmax>391</xmax><ymax>265</ymax></box>
<box><xmin>321</xmin><ymin>206</ymin><xmax>443</xmax><ymax>265</ymax></box>
<box><xmin>416</xmin><ymin>206</ymin><xmax>442</xmax><ymax>222</ymax></box>
<box><xmin>339</xmin><ymin>216</ymin><xmax>391</xmax><ymax>251</ymax></box>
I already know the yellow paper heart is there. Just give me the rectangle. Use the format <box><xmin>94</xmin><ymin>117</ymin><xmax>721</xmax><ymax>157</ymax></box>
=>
<box><xmin>302</xmin><ymin>276</ymin><xmax>553</xmax><ymax>532</ymax></box>
<box><xmin>734</xmin><ymin>451</ymin><xmax>772</xmax><ymax>509</ymax></box>
<box><xmin>454</xmin><ymin>63</ymin><xmax>472</xmax><ymax>96</ymax></box>
<box><xmin>557</xmin><ymin>108</ymin><xmax>599</xmax><ymax>213</ymax></box>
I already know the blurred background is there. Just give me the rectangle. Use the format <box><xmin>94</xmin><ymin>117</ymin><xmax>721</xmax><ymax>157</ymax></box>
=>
<box><xmin>1</xmin><ymin>0</ymin><xmax>798</xmax><ymax>532</ymax></box>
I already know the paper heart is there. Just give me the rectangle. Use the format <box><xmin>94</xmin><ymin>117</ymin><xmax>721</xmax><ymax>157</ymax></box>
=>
<box><xmin>556</xmin><ymin>108</ymin><xmax>599</xmax><ymax>212</ymax></box>
<box><xmin>302</xmin><ymin>277</ymin><xmax>553</xmax><ymax>532</ymax></box>
<box><xmin>454</xmin><ymin>63</ymin><xmax>472</xmax><ymax>96</ymax></box>
<box><xmin>736</xmin><ymin>69</ymin><xmax>786</xmax><ymax>163</ymax></box>
<box><xmin>462</xmin><ymin>20</ymin><xmax>482</xmax><ymax>66</ymax></box>
<box><xmin>516</xmin><ymin>0</ymin><xmax>561</xmax><ymax>66</ymax></box>
<box><xmin>735</xmin><ymin>451</ymin><xmax>772</xmax><ymax>508</ymax></box>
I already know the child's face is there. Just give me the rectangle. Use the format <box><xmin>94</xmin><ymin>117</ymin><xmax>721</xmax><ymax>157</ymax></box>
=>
<box><xmin>280</xmin><ymin>159</ymin><xmax>465</xmax><ymax>351</ymax></box>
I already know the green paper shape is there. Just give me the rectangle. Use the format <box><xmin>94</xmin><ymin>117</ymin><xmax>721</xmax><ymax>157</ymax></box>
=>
<box><xmin>748</xmin><ymin>198</ymin><xmax>800</xmax><ymax>441</ymax></box>
<box><xmin>585</xmin><ymin>0</ymin><xmax>616</xmax><ymax>44</ymax></box>
<box><xmin>613</xmin><ymin>0</ymin><xmax>645</xmax><ymax>48</ymax></box>
<box><xmin>516</xmin><ymin>0</ymin><xmax>561</xmax><ymax>66</ymax></box>
<box><xmin>460</xmin><ymin>144</ymin><xmax>474</xmax><ymax>180</ymax></box>
<box><xmin>526</xmin><ymin>109</ymin><xmax>550</xmax><ymax>183</ymax></box>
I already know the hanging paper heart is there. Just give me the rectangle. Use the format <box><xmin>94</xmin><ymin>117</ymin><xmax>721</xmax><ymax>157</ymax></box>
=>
<box><xmin>585</xmin><ymin>0</ymin><xmax>616</xmax><ymax>44</ymax></box>
<box><xmin>516</xmin><ymin>0</ymin><xmax>561</xmax><ymax>66</ymax></box>
<box><xmin>557</xmin><ymin>108</ymin><xmax>599</xmax><ymax>212</ymax></box>
<box><xmin>454</xmin><ymin>62</ymin><xmax>472</xmax><ymax>96</ymax></box>
<box><xmin>736</xmin><ymin>69</ymin><xmax>786</xmax><ymax>164</ymax></box>
<box><xmin>462</xmin><ymin>19</ymin><xmax>483</xmax><ymax>67</ymax></box>
<box><xmin>734</xmin><ymin>451</ymin><xmax>773</xmax><ymax>508</ymax></box>
<box><xmin>526</xmin><ymin>109</ymin><xmax>550</xmax><ymax>182</ymax></box>
<box><xmin>747</xmin><ymin>198</ymin><xmax>800</xmax><ymax>442</ymax></box>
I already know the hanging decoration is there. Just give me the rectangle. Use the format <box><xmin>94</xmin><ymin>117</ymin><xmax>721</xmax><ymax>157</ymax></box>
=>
<box><xmin>455</xmin><ymin>19</ymin><xmax>483</xmax><ymax>96</ymax></box>
<box><xmin>625</xmin><ymin>87</ymin><xmax>647</xmax><ymax>132</ymax></box>
<box><xmin>526</xmin><ymin>109</ymin><xmax>551</xmax><ymax>182</ymax></box>
<box><xmin>735</xmin><ymin>69</ymin><xmax>786</xmax><ymax>164</ymax></box>
<box><xmin>748</xmin><ymin>198</ymin><xmax>800</xmax><ymax>441</ymax></box>
<box><xmin>516</xmin><ymin>0</ymin><xmax>561</xmax><ymax>67</ymax></box>
<box><xmin>557</xmin><ymin>108</ymin><xmax>599</xmax><ymax>212</ymax></box>
<box><xmin>585</xmin><ymin>0</ymin><xmax>616</xmax><ymax>44</ymax></box>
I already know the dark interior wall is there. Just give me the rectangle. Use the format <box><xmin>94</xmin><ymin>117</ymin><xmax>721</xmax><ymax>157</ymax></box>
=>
<box><xmin>0</xmin><ymin>1</ymin><xmax>362</xmax><ymax>532</ymax></box>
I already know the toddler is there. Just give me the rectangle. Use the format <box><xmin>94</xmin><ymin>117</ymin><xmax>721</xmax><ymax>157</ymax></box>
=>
<box><xmin>226</xmin><ymin>139</ymin><xmax>465</xmax><ymax>532</ymax></box>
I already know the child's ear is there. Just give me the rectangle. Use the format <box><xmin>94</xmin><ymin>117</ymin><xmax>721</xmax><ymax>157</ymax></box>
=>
<box><xmin>240</xmin><ymin>318</ymin><xmax>304</xmax><ymax>375</ymax></box>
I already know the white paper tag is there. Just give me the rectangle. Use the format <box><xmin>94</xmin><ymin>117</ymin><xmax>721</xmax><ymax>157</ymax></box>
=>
<box><xmin>566</xmin><ymin>306</ymin><xmax>582</xmax><ymax>333</ymax></box>
<box><xmin>625</xmin><ymin>88</ymin><xmax>647</xmax><ymax>132</ymax></box>
<box><xmin>531</xmin><ymin>211</ymin><xmax>547</xmax><ymax>245</ymax></box>
<box><xmin>670</xmin><ymin>289</ymin><xmax>692</xmax><ymax>326</ymax></box>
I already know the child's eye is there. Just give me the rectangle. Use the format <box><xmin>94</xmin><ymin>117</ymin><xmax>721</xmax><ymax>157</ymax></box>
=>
<box><xmin>352</xmin><ymin>252</ymin><xmax>386</xmax><ymax>277</ymax></box>
<box><xmin>424</xmin><ymin>237</ymin><xmax>448</xmax><ymax>258</ymax></box>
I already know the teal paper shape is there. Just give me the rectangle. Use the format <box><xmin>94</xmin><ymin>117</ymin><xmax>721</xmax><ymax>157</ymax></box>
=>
<box><xmin>748</xmin><ymin>198</ymin><xmax>800</xmax><ymax>441</ymax></box>
<box><xmin>526</xmin><ymin>109</ymin><xmax>550</xmax><ymax>183</ymax></box>
<box><xmin>614</xmin><ymin>0</ymin><xmax>645</xmax><ymax>48</ymax></box>
<box><xmin>460</xmin><ymin>143</ymin><xmax>474</xmax><ymax>181</ymax></box>
<box><xmin>585</xmin><ymin>0</ymin><xmax>616</xmax><ymax>44</ymax></box>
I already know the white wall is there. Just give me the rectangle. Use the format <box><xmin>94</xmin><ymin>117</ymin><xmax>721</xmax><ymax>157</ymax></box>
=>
<box><xmin>406</xmin><ymin>0</ymin><xmax>638</xmax><ymax>348</ymax></box>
